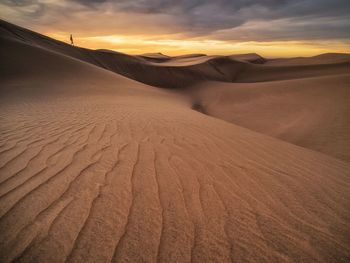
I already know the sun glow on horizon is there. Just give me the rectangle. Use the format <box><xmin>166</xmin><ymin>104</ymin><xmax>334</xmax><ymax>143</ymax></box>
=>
<box><xmin>47</xmin><ymin>32</ymin><xmax>350</xmax><ymax>58</ymax></box>
<box><xmin>2</xmin><ymin>0</ymin><xmax>349</xmax><ymax>58</ymax></box>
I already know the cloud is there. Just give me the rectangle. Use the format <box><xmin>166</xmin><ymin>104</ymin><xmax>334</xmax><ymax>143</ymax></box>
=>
<box><xmin>211</xmin><ymin>16</ymin><xmax>350</xmax><ymax>42</ymax></box>
<box><xmin>1</xmin><ymin>0</ymin><xmax>350</xmax><ymax>42</ymax></box>
<box><xmin>74</xmin><ymin>0</ymin><xmax>350</xmax><ymax>35</ymax></box>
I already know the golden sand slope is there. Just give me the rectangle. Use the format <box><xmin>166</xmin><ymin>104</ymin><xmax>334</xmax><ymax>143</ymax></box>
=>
<box><xmin>0</xmin><ymin>20</ymin><xmax>350</xmax><ymax>262</ymax></box>
<box><xmin>190</xmin><ymin>74</ymin><xmax>350</xmax><ymax>161</ymax></box>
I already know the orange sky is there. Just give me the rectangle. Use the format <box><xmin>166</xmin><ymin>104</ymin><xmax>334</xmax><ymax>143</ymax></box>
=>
<box><xmin>48</xmin><ymin>32</ymin><xmax>350</xmax><ymax>57</ymax></box>
<box><xmin>1</xmin><ymin>0</ymin><xmax>350</xmax><ymax>57</ymax></box>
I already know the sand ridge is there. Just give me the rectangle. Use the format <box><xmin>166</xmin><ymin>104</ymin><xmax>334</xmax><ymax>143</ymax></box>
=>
<box><xmin>0</xmin><ymin>19</ymin><xmax>350</xmax><ymax>262</ymax></box>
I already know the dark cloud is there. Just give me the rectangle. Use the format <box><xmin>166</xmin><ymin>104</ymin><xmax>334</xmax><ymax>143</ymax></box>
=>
<box><xmin>211</xmin><ymin>16</ymin><xmax>350</xmax><ymax>42</ymax></box>
<box><xmin>73</xmin><ymin>0</ymin><xmax>107</xmax><ymax>8</ymax></box>
<box><xmin>70</xmin><ymin>0</ymin><xmax>350</xmax><ymax>38</ymax></box>
<box><xmin>1</xmin><ymin>0</ymin><xmax>46</xmax><ymax>18</ymax></box>
<box><xmin>1</xmin><ymin>0</ymin><xmax>350</xmax><ymax>41</ymax></box>
<box><xmin>2</xmin><ymin>0</ymin><xmax>37</xmax><ymax>6</ymax></box>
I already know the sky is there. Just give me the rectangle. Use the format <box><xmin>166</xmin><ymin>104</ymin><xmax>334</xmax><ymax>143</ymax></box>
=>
<box><xmin>1</xmin><ymin>0</ymin><xmax>350</xmax><ymax>57</ymax></box>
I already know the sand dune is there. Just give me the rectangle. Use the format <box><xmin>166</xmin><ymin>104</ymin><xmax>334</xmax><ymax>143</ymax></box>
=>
<box><xmin>0</xmin><ymin>19</ymin><xmax>350</xmax><ymax>263</ymax></box>
<box><xmin>228</xmin><ymin>53</ymin><xmax>266</xmax><ymax>64</ymax></box>
<box><xmin>2</xmin><ymin>20</ymin><xmax>349</xmax><ymax>89</ymax></box>
<box><xmin>267</xmin><ymin>53</ymin><xmax>350</xmax><ymax>66</ymax></box>
<box><xmin>190</xmin><ymin>74</ymin><xmax>350</xmax><ymax>161</ymax></box>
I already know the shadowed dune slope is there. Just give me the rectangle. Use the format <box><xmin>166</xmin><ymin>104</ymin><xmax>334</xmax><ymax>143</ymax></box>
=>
<box><xmin>0</xmin><ymin>20</ymin><xmax>350</xmax><ymax>263</ymax></box>
<box><xmin>0</xmin><ymin>19</ymin><xmax>244</xmax><ymax>88</ymax></box>
<box><xmin>267</xmin><ymin>53</ymin><xmax>350</xmax><ymax>66</ymax></box>
<box><xmin>229</xmin><ymin>53</ymin><xmax>266</xmax><ymax>64</ymax></box>
<box><xmin>1</xmin><ymin>19</ymin><xmax>350</xmax><ymax>89</ymax></box>
<box><xmin>190</xmin><ymin>75</ymin><xmax>350</xmax><ymax>161</ymax></box>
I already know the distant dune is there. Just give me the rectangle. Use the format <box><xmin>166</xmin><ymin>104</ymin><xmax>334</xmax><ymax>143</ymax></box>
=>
<box><xmin>190</xmin><ymin>74</ymin><xmax>350</xmax><ymax>161</ymax></box>
<box><xmin>0</xmin><ymin>19</ymin><xmax>350</xmax><ymax>263</ymax></box>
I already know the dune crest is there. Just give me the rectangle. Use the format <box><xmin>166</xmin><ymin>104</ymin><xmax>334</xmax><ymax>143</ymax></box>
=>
<box><xmin>0</xmin><ymin>20</ymin><xmax>350</xmax><ymax>262</ymax></box>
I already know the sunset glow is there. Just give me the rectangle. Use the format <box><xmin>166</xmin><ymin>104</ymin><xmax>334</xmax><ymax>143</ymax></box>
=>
<box><xmin>1</xmin><ymin>0</ymin><xmax>350</xmax><ymax>57</ymax></box>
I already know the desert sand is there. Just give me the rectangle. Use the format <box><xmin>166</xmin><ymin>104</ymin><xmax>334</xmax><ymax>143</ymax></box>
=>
<box><xmin>0</xmin><ymin>19</ymin><xmax>350</xmax><ymax>262</ymax></box>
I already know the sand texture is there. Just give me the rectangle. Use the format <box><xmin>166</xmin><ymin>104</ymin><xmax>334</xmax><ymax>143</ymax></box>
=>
<box><xmin>1</xmin><ymin>20</ymin><xmax>350</xmax><ymax>263</ymax></box>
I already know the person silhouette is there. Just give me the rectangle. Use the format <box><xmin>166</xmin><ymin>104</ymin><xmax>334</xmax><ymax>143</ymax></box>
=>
<box><xmin>70</xmin><ymin>34</ymin><xmax>74</xmax><ymax>46</ymax></box>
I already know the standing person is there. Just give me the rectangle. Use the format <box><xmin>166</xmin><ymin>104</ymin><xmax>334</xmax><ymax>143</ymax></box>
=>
<box><xmin>70</xmin><ymin>34</ymin><xmax>74</xmax><ymax>46</ymax></box>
